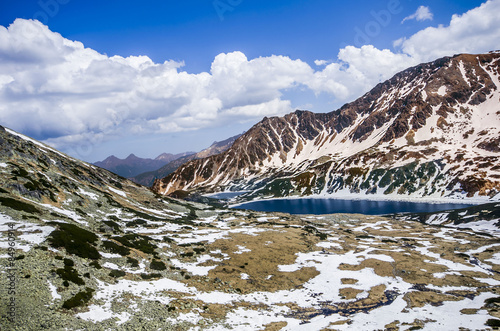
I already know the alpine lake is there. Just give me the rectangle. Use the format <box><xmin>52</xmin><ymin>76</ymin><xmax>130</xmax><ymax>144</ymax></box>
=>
<box><xmin>208</xmin><ymin>193</ymin><xmax>475</xmax><ymax>215</ymax></box>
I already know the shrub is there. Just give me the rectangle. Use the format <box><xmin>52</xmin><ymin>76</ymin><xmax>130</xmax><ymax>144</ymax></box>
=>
<box><xmin>127</xmin><ymin>257</ymin><xmax>139</xmax><ymax>268</ymax></box>
<box><xmin>47</xmin><ymin>223</ymin><xmax>100</xmax><ymax>260</ymax></box>
<box><xmin>62</xmin><ymin>288</ymin><xmax>94</xmax><ymax>309</ymax></box>
<box><xmin>56</xmin><ymin>265</ymin><xmax>85</xmax><ymax>285</ymax></box>
<box><xmin>109</xmin><ymin>269</ymin><xmax>126</xmax><ymax>278</ymax></box>
<box><xmin>102</xmin><ymin>240</ymin><xmax>130</xmax><ymax>256</ymax></box>
<box><xmin>150</xmin><ymin>260</ymin><xmax>166</xmax><ymax>271</ymax></box>
<box><xmin>0</xmin><ymin>197</ymin><xmax>40</xmax><ymax>214</ymax></box>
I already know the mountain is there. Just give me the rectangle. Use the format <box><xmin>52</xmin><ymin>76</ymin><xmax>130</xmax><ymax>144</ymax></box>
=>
<box><xmin>1</xmin><ymin>125</ymin><xmax>500</xmax><ymax>330</ymax></box>
<box><xmin>131</xmin><ymin>133</ymin><xmax>241</xmax><ymax>187</ymax></box>
<box><xmin>153</xmin><ymin>52</ymin><xmax>500</xmax><ymax>203</ymax></box>
<box><xmin>94</xmin><ymin>152</ymin><xmax>193</xmax><ymax>178</ymax></box>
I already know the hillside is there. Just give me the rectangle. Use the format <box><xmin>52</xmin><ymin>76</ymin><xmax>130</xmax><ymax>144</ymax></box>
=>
<box><xmin>153</xmin><ymin>52</ymin><xmax>500</xmax><ymax>203</ymax></box>
<box><xmin>1</xmin><ymin>125</ymin><xmax>500</xmax><ymax>330</ymax></box>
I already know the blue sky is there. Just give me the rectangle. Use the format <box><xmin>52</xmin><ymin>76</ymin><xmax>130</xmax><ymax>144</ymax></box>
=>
<box><xmin>0</xmin><ymin>0</ymin><xmax>498</xmax><ymax>162</ymax></box>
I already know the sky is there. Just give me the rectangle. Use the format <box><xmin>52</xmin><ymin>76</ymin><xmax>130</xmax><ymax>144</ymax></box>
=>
<box><xmin>0</xmin><ymin>0</ymin><xmax>499</xmax><ymax>162</ymax></box>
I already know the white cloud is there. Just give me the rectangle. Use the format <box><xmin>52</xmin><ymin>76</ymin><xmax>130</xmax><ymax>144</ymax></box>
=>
<box><xmin>314</xmin><ymin>59</ymin><xmax>329</xmax><ymax>66</ymax></box>
<box><xmin>397</xmin><ymin>0</ymin><xmax>500</xmax><ymax>62</ymax></box>
<box><xmin>0</xmin><ymin>0</ymin><xmax>499</xmax><ymax>157</ymax></box>
<box><xmin>402</xmin><ymin>6</ymin><xmax>434</xmax><ymax>23</ymax></box>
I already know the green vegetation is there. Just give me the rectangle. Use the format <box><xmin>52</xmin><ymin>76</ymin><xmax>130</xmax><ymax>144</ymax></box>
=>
<box><xmin>89</xmin><ymin>261</ymin><xmax>102</xmax><ymax>269</ymax></box>
<box><xmin>112</xmin><ymin>233</ymin><xmax>158</xmax><ymax>257</ymax></box>
<box><xmin>126</xmin><ymin>219</ymin><xmax>148</xmax><ymax>227</ymax></box>
<box><xmin>150</xmin><ymin>260</ymin><xmax>166</xmax><ymax>271</ymax></box>
<box><xmin>63</xmin><ymin>258</ymin><xmax>74</xmax><ymax>266</ymax></box>
<box><xmin>127</xmin><ymin>257</ymin><xmax>139</xmax><ymax>267</ymax></box>
<box><xmin>292</xmin><ymin>172</ymin><xmax>317</xmax><ymax>195</ymax></box>
<box><xmin>0</xmin><ymin>197</ymin><xmax>40</xmax><ymax>214</ymax></box>
<box><xmin>486</xmin><ymin>319</ymin><xmax>500</xmax><ymax>327</ymax></box>
<box><xmin>140</xmin><ymin>273</ymin><xmax>162</xmax><ymax>280</ymax></box>
<box><xmin>102</xmin><ymin>240</ymin><xmax>130</xmax><ymax>256</ymax></box>
<box><xmin>48</xmin><ymin>223</ymin><xmax>100</xmax><ymax>260</ymax></box>
<box><xmin>62</xmin><ymin>287</ymin><xmax>94</xmax><ymax>309</ymax></box>
<box><xmin>108</xmin><ymin>215</ymin><xmax>121</xmax><ymax>222</ymax></box>
<box><xmin>193</xmin><ymin>247</ymin><xmax>206</xmax><ymax>254</ymax></box>
<box><xmin>485</xmin><ymin>297</ymin><xmax>500</xmax><ymax>305</ymax></box>
<box><xmin>109</xmin><ymin>269</ymin><xmax>126</xmax><ymax>278</ymax></box>
<box><xmin>56</xmin><ymin>265</ymin><xmax>85</xmax><ymax>285</ymax></box>
<box><xmin>302</xmin><ymin>225</ymin><xmax>328</xmax><ymax>240</ymax></box>
<box><xmin>101</xmin><ymin>220</ymin><xmax>122</xmax><ymax>233</ymax></box>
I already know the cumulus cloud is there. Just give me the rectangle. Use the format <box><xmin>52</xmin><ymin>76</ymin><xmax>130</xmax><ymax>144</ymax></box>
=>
<box><xmin>0</xmin><ymin>0</ymin><xmax>499</xmax><ymax>156</ymax></box>
<box><xmin>396</xmin><ymin>0</ymin><xmax>500</xmax><ymax>62</ymax></box>
<box><xmin>401</xmin><ymin>6</ymin><xmax>434</xmax><ymax>23</ymax></box>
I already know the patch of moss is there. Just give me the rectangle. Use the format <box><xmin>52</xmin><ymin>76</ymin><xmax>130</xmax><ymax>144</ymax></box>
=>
<box><xmin>102</xmin><ymin>240</ymin><xmax>130</xmax><ymax>256</ymax></box>
<box><xmin>47</xmin><ymin>223</ymin><xmax>100</xmax><ymax>260</ymax></box>
<box><xmin>111</xmin><ymin>181</ymin><xmax>123</xmax><ymax>189</ymax></box>
<box><xmin>89</xmin><ymin>261</ymin><xmax>102</xmax><ymax>269</ymax></box>
<box><xmin>127</xmin><ymin>257</ymin><xmax>139</xmax><ymax>268</ymax></box>
<box><xmin>193</xmin><ymin>247</ymin><xmax>206</xmax><ymax>254</ymax></box>
<box><xmin>112</xmin><ymin>233</ymin><xmax>157</xmax><ymax>256</ymax></box>
<box><xmin>109</xmin><ymin>269</ymin><xmax>126</xmax><ymax>278</ymax></box>
<box><xmin>485</xmin><ymin>297</ymin><xmax>500</xmax><ymax>305</ymax></box>
<box><xmin>356</xmin><ymin>235</ymin><xmax>374</xmax><ymax>239</ymax></box>
<box><xmin>108</xmin><ymin>215</ymin><xmax>121</xmax><ymax>222</ymax></box>
<box><xmin>63</xmin><ymin>258</ymin><xmax>74</xmax><ymax>267</ymax></box>
<box><xmin>62</xmin><ymin>287</ymin><xmax>94</xmax><ymax>309</ymax></box>
<box><xmin>126</xmin><ymin>219</ymin><xmax>148</xmax><ymax>227</ymax></box>
<box><xmin>150</xmin><ymin>260</ymin><xmax>166</xmax><ymax>271</ymax></box>
<box><xmin>486</xmin><ymin>319</ymin><xmax>500</xmax><ymax>327</ymax></box>
<box><xmin>140</xmin><ymin>273</ymin><xmax>162</xmax><ymax>280</ymax></box>
<box><xmin>11</xmin><ymin>168</ymin><xmax>29</xmax><ymax>178</ymax></box>
<box><xmin>303</xmin><ymin>225</ymin><xmax>328</xmax><ymax>240</ymax></box>
<box><xmin>56</xmin><ymin>265</ymin><xmax>85</xmax><ymax>285</ymax></box>
<box><xmin>162</xmin><ymin>236</ymin><xmax>175</xmax><ymax>243</ymax></box>
<box><xmin>75</xmin><ymin>208</ymin><xmax>86</xmax><ymax>215</ymax></box>
<box><xmin>0</xmin><ymin>197</ymin><xmax>40</xmax><ymax>214</ymax></box>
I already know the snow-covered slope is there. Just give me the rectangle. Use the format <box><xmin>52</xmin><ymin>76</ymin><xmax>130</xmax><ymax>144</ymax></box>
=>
<box><xmin>154</xmin><ymin>52</ymin><xmax>500</xmax><ymax>202</ymax></box>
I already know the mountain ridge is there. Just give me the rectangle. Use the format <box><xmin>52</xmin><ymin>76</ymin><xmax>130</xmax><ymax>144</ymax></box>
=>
<box><xmin>130</xmin><ymin>133</ymin><xmax>242</xmax><ymax>187</ymax></box>
<box><xmin>94</xmin><ymin>152</ymin><xmax>194</xmax><ymax>178</ymax></box>
<box><xmin>153</xmin><ymin>52</ymin><xmax>500</xmax><ymax>202</ymax></box>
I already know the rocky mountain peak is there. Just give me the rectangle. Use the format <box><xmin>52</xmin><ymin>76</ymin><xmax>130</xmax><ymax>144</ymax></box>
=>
<box><xmin>153</xmin><ymin>52</ymin><xmax>500</xmax><ymax>202</ymax></box>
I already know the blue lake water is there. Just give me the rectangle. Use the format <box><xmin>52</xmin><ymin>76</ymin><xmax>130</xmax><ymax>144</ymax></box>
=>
<box><xmin>232</xmin><ymin>198</ymin><xmax>474</xmax><ymax>215</ymax></box>
<box><xmin>208</xmin><ymin>192</ymin><xmax>247</xmax><ymax>200</ymax></box>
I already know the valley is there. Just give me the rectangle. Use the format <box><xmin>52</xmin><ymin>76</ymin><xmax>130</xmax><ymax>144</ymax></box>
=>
<box><xmin>0</xmin><ymin>123</ymin><xmax>499</xmax><ymax>330</ymax></box>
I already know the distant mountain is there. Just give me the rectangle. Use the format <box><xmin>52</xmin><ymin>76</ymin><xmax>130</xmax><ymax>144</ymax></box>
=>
<box><xmin>131</xmin><ymin>133</ymin><xmax>241</xmax><ymax>187</ymax></box>
<box><xmin>94</xmin><ymin>152</ymin><xmax>193</xmax><ymax>178</ymax></box>
<box><xmin>153</xmin><ymin>52</ymin><xmax>500</xmax><ymax>202</ymax></box>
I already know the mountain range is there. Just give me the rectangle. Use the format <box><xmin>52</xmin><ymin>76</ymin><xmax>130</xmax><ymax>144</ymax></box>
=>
<box><xmin>153</xmin><ymin>52</ymin><xmax>500</xmax><ymax>203</ymax></box>
<box><xmin>94</xmin><ymin>152</ymin><xmax>194</xmax><ymax>178</ymax></box>
<box><xmin>130</xmin><ymin>134</ymin><xmax>241</xmax><ymax>187</ymax></box>
<box><xmin>0</xmin><ymin>123</ymin><xmax>499</xmax><ymax>330</ymax></box>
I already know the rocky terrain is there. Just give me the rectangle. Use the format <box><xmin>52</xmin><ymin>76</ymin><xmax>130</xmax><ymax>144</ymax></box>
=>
<box><xmin>132</xmin><ymin>134</ymin><xmax>241</xmax><ymax>187</ymax></box>
<box><xmin>153</xmin><ymin>52</ymin><xmax>500</xmax><ymax>204</ymax></box>
<box><xmin>94</xmin><ymin>152</ymin><xmax>194</xmax><ymax>178</ymax></box>
<box><xmin>1</xmin><ymin>126</ymin><xmax>500</xmax><ymax>330</ymax></box>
